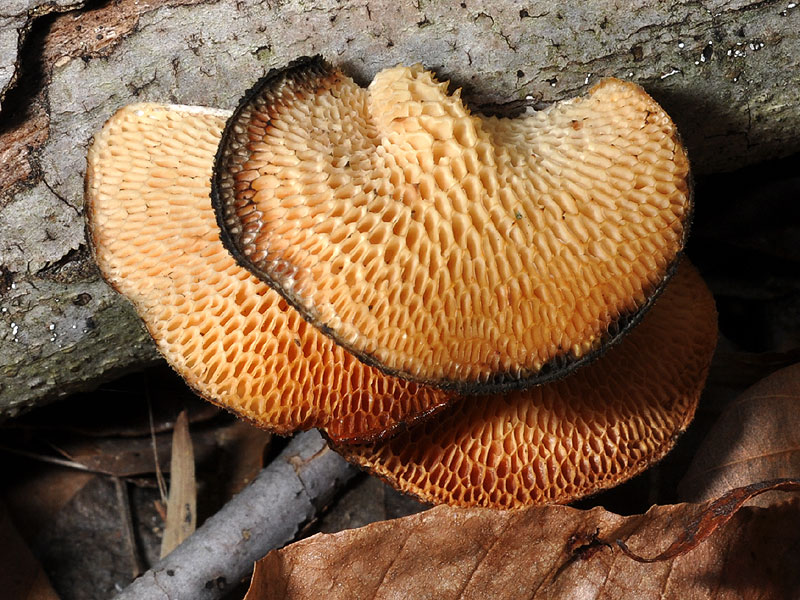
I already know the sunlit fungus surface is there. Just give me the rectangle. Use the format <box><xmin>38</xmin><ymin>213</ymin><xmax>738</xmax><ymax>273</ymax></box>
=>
<box><xmin>85</xmin><ymin>57</ymin><xmax>716</xmax><ymax>508</ymax></box>
<box><xmin>213</xmin><ymin>56</ymin><xmax>692</xmax><ymax>393</ymax></box>
<box><xmin>339</xmin><ymin>262</ymin><xmax>717</xmax><ymax>508</ymax></box>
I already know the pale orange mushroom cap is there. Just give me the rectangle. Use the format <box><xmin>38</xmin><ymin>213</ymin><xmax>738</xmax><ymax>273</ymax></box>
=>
<box><xmin>213</xmin><ymin>57</ymin><xmax>691</xmax><ymax>392</ymax></box>
<box><xmin>338</xmin><ymin>261</ymin><xmax>717</xmax><ymax>508</ymax></box>
<box><xmin>85</xmin><ymin>103</ymin><xmax>453</xmax><ymax>444</ymax></box>
<box><xmin>85</xmin><ymin>60</ymin><xmax>713</xmax><ymax>509</ymax></box>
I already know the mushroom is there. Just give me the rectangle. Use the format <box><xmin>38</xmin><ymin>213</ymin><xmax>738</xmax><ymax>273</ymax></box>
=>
<box><xmin>339</xmin><ymin>261</ymin><xmax>717</xmax><ymax>508</ymax></box>
<box><xmin>85</xmin><ymin>103</ymin><xmax>454</xmax><ymax>444</ymax></box>
<box><xmin>213</xmin><ymin>56</ymin><xmax>691</xmax><ymax>392</ymax></box>
<box><xmin>85</xmin><ymin>59</ymin><xmax>716</xmax><ymax>508</ymax></box>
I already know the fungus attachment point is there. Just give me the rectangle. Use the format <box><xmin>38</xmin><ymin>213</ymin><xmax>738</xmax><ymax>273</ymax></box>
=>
<box><xmin>339</xmin><ymin>261</ymin><xmax>718</xmax><ymax>508</ymax></box>
<box><xmin>85</xmin><ymin>103</ymin><xmax>453</xmax><ymax>444</ymax></box>
<box><xmin>213</xmin><ymin>57</ymin><xmax>692</xmax><ymax>393</ymax></box>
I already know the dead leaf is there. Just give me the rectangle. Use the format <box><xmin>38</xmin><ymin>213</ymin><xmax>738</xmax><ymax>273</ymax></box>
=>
<box><xmin>14</xmin><ymin>420</ymin><xmax>246</xmax><ymax>478</ymax></box>
<box><xmin>706</xmin><ymin>347</ymin><xmax>800</xmax><ymax>393</ymax></box>
<box><xmin>679</xmin><ymin>362</ymin><xmax>800</xmax><ymax>505</ymax></box>
<box><xmin>0</xmin><ymin>501</ymin><xmax>61</xmax><ymax>600</ymax></box>
<box><xmin>52</xmin><ymin>434</ymin><xmax>172</xmax><ymax>477</ymax></box>
<box><xmin>2</xmin><ymin>464</ymin><xmax>93</xmax><ymax>541</ymax></box>
<box><xmin>618</xmin><ymin>478</ymin><xmax>800</xmax><ymax>561</ymax></box>
<box><xmin>2</xmin><ymin>416</ymin><xmax>267</xmax><ymax>596</ymax></box>
<box><xmin>31</xmin><ymin>475</ymin><xmax>159</xmax><ymax>598</ymax></box>
<box><xmin>246</xmin><ymin>483</ymin><xmax>800</xmax><ymax>600</ymax></box>
<box><xmin>160</xmin><ymin>410</ymin><xmax>196</xmax><ymax>557</ymax></box>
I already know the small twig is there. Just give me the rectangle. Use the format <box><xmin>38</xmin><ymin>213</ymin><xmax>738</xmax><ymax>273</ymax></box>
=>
<box><xmin>113</xmin><ymin>430</ymin><xmax>358</xmax><ymax>600</ymax></box>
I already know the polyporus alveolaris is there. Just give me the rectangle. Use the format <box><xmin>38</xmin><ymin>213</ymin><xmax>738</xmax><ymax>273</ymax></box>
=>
<box><xmin>86</xmin><ymin>103</ymin><xmax>453</xmax><ymax>444</ymax></box>
<box><xmin>85</xmin><ymin>57</ymin><xmax>716</xmax><ymax>508</ymax></box>
<box><xmin>213</xmin><ymin>56</ymin><xmax>692</xmax><ymax>392</ymax></box>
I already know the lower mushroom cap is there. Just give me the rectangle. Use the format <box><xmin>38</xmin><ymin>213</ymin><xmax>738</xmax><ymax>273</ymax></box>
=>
<box><xmin>85</xmin><ymin>103</ymin><xmax>453</xmax><ymax>444</ymax></box>
<box><xmin>337</xmin><ymin>261</ymin><xmax>717</xmax><ymax>508</ymax></box>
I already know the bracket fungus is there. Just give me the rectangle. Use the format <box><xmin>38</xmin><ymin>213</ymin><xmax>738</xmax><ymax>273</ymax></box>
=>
<box><xmin>212</xmin><ymin>56</ymin><xmax>692</xmax><ymax>392</ymax></box>
<box><xmin>340</xmin><ymin>262</ymin><xmax>717</xmax><ymax>508</ymax></box>
<box><xmin>85</xmin><ymin>57</ymin><xmax>717</xmax><ymax>509</ymax></box>
<box><xmin>85</xmin><ymin>103</ymin><xmax>454</xmax><ymax>444</ymax></box>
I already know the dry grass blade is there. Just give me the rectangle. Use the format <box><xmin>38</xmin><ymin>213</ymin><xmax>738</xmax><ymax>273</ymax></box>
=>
<box><xmin>114</xmin><ymin>430</ymin><xmax>357</xmax><ymax>600</ymax></box>
<box><xmin>160</xmin><ymin>411</ymin><xmax>197</xmax><ymax>558</ymax></box>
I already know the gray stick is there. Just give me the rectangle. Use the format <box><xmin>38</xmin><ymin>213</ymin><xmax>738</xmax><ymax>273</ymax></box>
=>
<box><xmin>114</xmin><ymin>430</ymin><xmax>358</xmax><ymax>600</ymax></box>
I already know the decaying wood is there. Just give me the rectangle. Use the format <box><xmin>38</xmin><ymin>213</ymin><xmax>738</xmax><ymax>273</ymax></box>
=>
<box><xmin>1</xmin><ymin>0</ymin><xmax>799</xmax><ymax>416</ymax></box>
<box><xmin>113</xmin><ymin>430</ymin><xmax>358</xmax><ymax>600</ymax></box>
<box><xmin>0</xmin><ymin>1</ymin><xmax>84</xmax><ymax>111</ymax></box>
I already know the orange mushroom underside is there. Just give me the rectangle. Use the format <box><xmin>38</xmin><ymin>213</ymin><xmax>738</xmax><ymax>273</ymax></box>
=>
<box><xmin>339</xmin><ymin>261</ymin><xmax>717</xmax><ymax>508</ymax></box>
<box><xmin>85</xmin><ymin>103</ymin><xmax>454</xmax><ymax>444</ymax></box>
<box><xmin>85</xmin><ymin>60</ymin><xmax>716</xmax><ymax>508</ymax></box>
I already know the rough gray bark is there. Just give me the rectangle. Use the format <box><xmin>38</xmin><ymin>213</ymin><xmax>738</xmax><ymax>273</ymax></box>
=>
<box><xmin>0</xmin><ymin>0</ymin><xmax>84</xmax><ymax>109</ymax></box>
<box><xmin>113</xmin><ymin>430</ymin><xmax>359</xmax><ymax>600</ymax></box>
<box><xmin>1</xmin><ymin>0</ymin><xmax>799</xmax><ymax>417</ymax></box>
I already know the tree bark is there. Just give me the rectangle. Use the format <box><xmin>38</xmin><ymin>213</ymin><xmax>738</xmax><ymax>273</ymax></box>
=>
<box><xmin>1</xmin><ymin>0</ymin><xmax>799</xmax><ymax>416</ymax></box>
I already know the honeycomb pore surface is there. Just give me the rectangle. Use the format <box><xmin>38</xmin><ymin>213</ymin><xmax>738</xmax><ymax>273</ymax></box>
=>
<box><xmin>85</xmin><ymin>103</ymin><xmax>453</xmax><ymax>443</ymax></box>
<box><xmin>338</xmin><ymin>262</ymin><xmax>717</xmax><ymax>508</ymax></box>
<box><xmin>213</xmin><ymin>57</ymin><xmax>692</xmax><ymax>392</ymax></box>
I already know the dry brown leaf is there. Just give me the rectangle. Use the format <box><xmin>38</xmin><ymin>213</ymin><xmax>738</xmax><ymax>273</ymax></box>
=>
<box><xmin>2</xmin><ymin>466</ymin><xmax>93</xmax><ymax>542</ymax></box>
<box><xmin>705</xmin><ymin>347</ymin><xmax>800</xmax><ymax>394</ymax></box>
<box><xmin>246</xmin><ymin>482</ymin><xmax>800</xmax><ymax>600</ymax></box>
<box><xmin>160</xmin><ymin>410</ymin><xmax>196</xmax><ymax>557</ymax></box>
<box><xmin>679</xmin><ymin>362</ymin><xmax>800</xmax><ymax>505</ymax></box>
<box><xmin>51</xmin><ymin>434</ymin><xmax>172</xmax><ymax>477</ymax></box>
<box><xmin>618</xmin><ymin>478</ymin><xmax>800</xmax><ymax>561</ymax></box>
<box><xmin>0</xmin><ymin>502</ymin><xmax>61</xmax><ymax>600</ymax></box>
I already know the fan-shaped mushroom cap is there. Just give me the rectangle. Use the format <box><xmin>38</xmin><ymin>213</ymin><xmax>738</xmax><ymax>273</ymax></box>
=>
<box><xmin>338</xmin><ymin>261</ymin><xmax>717</xmax><ymax>508</ymax></box>
<box><xmin>85</xmin><ymin>103</ymin><xmax>453</xmax><ymax>443</ymax></box>
<box><xmin>213</xmin><ymin>57</ymin><xmax>691</xmax><ymax>393</ymax></box>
